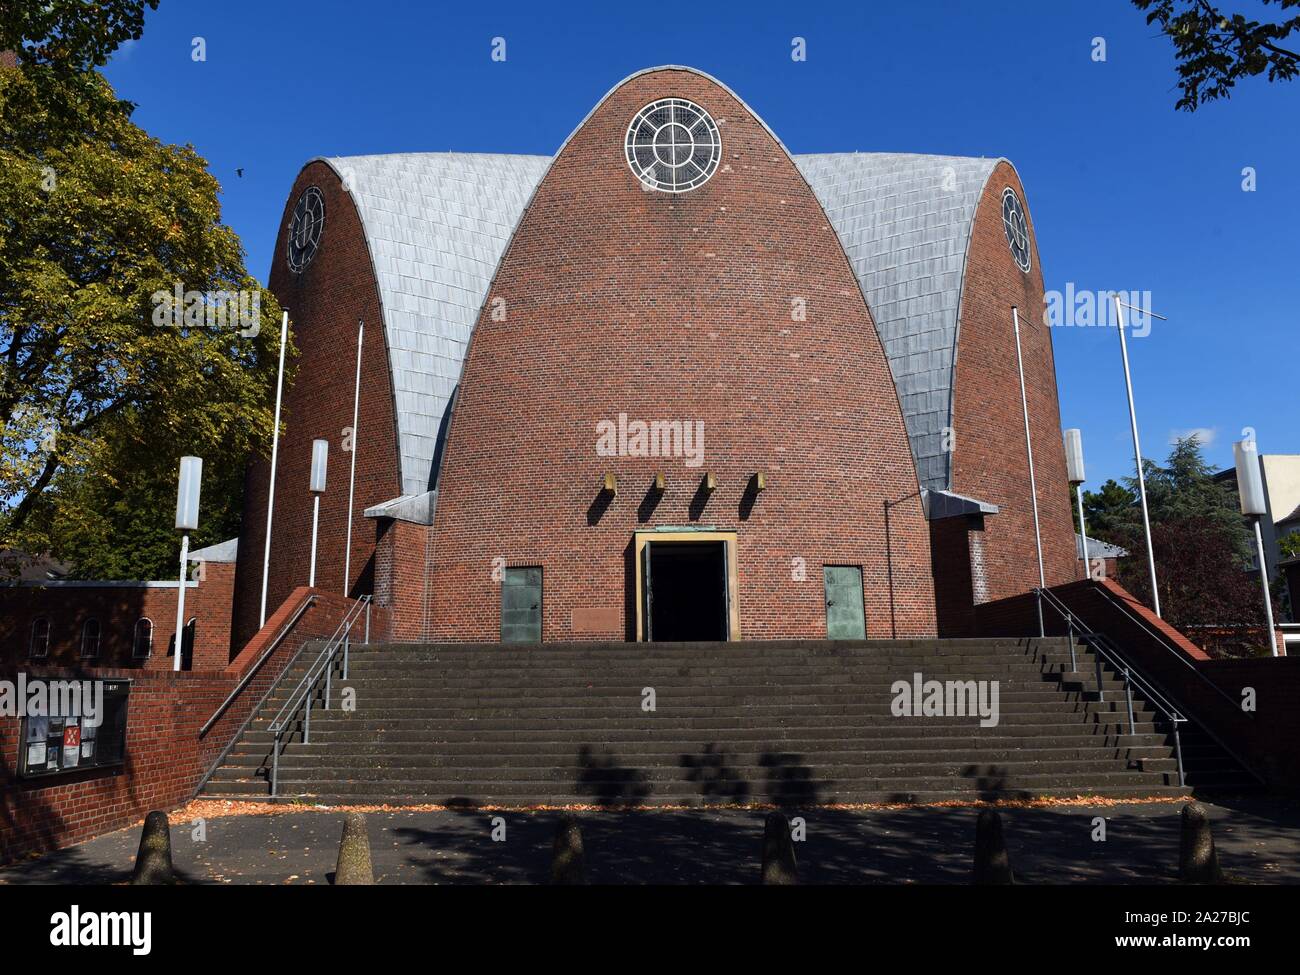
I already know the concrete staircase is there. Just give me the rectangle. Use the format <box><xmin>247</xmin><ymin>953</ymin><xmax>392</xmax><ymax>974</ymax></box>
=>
<box><xmin>201</xmin><ymin>637</ymin><xmax>1256</xmax><ymax>806</ymax></box>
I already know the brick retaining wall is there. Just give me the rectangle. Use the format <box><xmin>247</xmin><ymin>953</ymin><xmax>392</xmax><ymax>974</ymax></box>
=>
<box><xmin>0</xmin><ymin>588</ymin><xmax>360</xmax><ymax>864</ymax></box>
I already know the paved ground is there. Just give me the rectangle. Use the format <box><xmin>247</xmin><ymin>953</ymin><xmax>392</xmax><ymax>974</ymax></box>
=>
<box><xmin>2</xmin><ymin>797</ymin><xmax>1297</xmax><ymax>884</ymax></box>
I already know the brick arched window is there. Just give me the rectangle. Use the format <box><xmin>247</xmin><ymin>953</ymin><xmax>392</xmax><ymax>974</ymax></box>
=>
<box><xmin>29</xmin><ymin>618</ymin><xmax>50</xmax><ymax>659</ymax></box>
<box><xmin>133</xmin><ymin>617</ymin><xmax>154</xmax><ymax>658</ymax></box>
<box><xmin>80</xmin><ymin>618</ymin><xmax>101</xmax><ymax>659</ymax></box>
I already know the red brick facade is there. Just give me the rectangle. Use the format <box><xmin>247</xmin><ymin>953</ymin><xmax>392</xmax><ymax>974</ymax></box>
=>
<box><xmin>231</xmin><ymin>162</ymin><xmax>403</xmax><ymax>649</ymax></box>
<box><xmin>424</xmin><ymin>69</ymin><xmax>936</xmax><ymax>641</ymax></box>
<box><xmin>941</xmin><ymin>162</ymin><xmax>1077</xmax><ymax>622</ymax></box>
<box><xmin>0</xmin><ymin>562</ymin><xmax>235</xmax><ymax>671</ymax></box>
<box><xmin>221</xmin><ymin>69</ymin><xmax>1079</xmax><ymax>646</ymax></box>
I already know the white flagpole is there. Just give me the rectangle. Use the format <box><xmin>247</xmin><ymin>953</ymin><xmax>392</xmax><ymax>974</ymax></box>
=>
<box><xmin>260</xmin><ymin>310</ymin><xmax>289</xmax><ymax>628</ymax></box>
<box><xmin>1077</xmin><ymin>486</ymin><xmax>1092</xmax><ymax>579</ymax></box>
<box><xmin>1113</xmin><ymin>294</ymin><xmax>1161</xmax><ymax>617</ymax></box>
<box><xmin>173</xmin><ymin>455</ymin><xmax>202</xmax><ymax>671</ymax></box>
<box><xmin>174</xmin><ymin>533</ymin><xmax>189</xmax><ymax>671</ymax></box>
<box><xmin>1253</xmin><ymin>518</ymin><xmax>1278</xmax><ymax>656</ymax></box>
<box><xmin>1012</xmin><ymin>307</ymin><xmax>1046</xmax><ymax>635</ymax></box>
<box><xmin>344</xmin><ymin>320</ymin><xmax>363</xmax><ymax>596</ymax></box>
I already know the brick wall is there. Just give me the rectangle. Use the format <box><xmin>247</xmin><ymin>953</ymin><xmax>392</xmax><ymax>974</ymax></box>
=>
<box><xmin>424</xmin><ymin>68</ymin><xmax>936</xmax><ymax>642</ymax></box>
<box><xmin>0</xmin><ymin>589</ymin><xmax>358</xmax><ymax>864</ymax></box>
<box><xmin>231</xmin><ymin>162</ymin><xmax>402</xmax><ymax>650</ymax></box>
<box><xmin>372</xmin><ymin>518</ymin><xmax>429</xmax><ymax>642</ymax></box>
<box><xmin>0</xmin><ymin>562</ymin><xmax>235</xmax><ymax>671</ymax></box>
<box><xmin>948</xmin><ymin>162</ymin><xmax>1077</xmax><ymax>605</ymax></box>
<box><xmin>931</xmin><ymin>516</ymin><xmax>978</xmax><ymax>637</ymax></box>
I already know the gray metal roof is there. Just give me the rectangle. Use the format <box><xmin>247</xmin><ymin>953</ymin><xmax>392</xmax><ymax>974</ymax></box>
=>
<box><xmin>318</xmin><ymin>152</ymin><xmax>551</xmax><ymax>496</ymax></box>
<box><xmin>922</xmin><ymin>489</ymin><xmax>1000</xmax><ymax>520</ymax></box>
<box><xmin>318</xmin><ymin>149</ymin><xmax>1000</xmax><ymax>497</ymax></box>
<box><xmin>1077</xmin><ymin>532</ymin><xmax>1127</xmax><ymax>560</ymax></box>
<box><xmin>795</xmin><ymin>153</ymin><xmax>1001</xmax><ymax>493</ymax></box>
<box><xmin>188</xmin><ymin>537</ymin><xmax>238</xmax><ymax>564</ymax></box>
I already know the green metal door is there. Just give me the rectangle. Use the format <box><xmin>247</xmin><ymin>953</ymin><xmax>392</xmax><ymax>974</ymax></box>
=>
<box><xmin>501</xmin><ymin>566</ymin><xmax>542</xmax><ymax>643</ymax></box>
<box><xmin>823</xmin><ymin>565</ymin><xmax>866</xmax><ymax>640</ymax></box>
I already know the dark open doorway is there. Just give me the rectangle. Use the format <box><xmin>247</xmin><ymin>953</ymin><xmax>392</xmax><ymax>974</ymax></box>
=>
<box><xmin>646</xmin><ymin>541</ymin><xmax>728</xmax><ymax>641</ymax></box>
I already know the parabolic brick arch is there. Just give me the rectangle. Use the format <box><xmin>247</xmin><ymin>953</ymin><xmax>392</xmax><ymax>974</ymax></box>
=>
<box><xmin>232</xmin><ymin>65</ymin><xmax>1076</xmax><ymax>648</ymax></box>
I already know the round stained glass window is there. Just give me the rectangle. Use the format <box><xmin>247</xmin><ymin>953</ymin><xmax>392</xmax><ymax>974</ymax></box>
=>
<box><xmin>625</xmin><ymin>98</ymin><xmax>722</xmax><ymax>193</ymax></box>
<box><xmin>287</xmin><ymin>186</ymin><xmax>325</xmax><ymax>272</ymax></box>
<box><xmin>1001</xmin><ymin>187</ymin><xmax>1031</xmax><ymax>272</ymax></box>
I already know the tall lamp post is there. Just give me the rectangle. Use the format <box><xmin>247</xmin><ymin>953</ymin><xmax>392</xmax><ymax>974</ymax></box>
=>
<box><xmin>173</xmin><ymin>456</ymin><xmax>202</xmax><ymax>672</ymax></box>
<box><xmin>1011</xmin><ymin>306</ymin><xmax>1046</xmax><ymax>635</ymax></box>
<box><xmin>260</xmin><ymin>310</ymin><xmax>290</xmax><ymax>628</ymax></box>
<box><xmin>308</xmin><ymin>438</ymin><xmax>328</xmax><ymax>589</ymax></box>
<box><xmin>1112</xmin><ymin>294</ymin><xmax>1161</xmax><ymax>616</ymax></box>
<box><xmin>1234</xmin><ymin>437</ymin><xmax>1278</xmax><ymax>657</ymax></box>
<box><xmin>1064</xmin><ymin>429</ymin><xmax>1090</xmax><ymax>580</ymax></box>
<box><xmin>343</xmin><ymin>320</ymin><xmax>363</xmax><ymax>596</ymax></box>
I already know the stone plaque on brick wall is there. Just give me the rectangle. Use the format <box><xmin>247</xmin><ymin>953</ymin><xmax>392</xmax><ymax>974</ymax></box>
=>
<box><xmin>572</xmin><ymin>607</ymin><xmax>620</xmax><ymax>634</ymax></box>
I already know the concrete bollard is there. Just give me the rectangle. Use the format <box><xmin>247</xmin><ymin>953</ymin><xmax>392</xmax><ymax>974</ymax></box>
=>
<box><xmin>973</xmin><ymin>808</ymin><xmax>1014</xmax><ymax>885</ymax></box>
<box><xmin>334</xmin><ymin>812</ymin><xmax>374</xmax><ymax>885</ymax></box>
<box><xmin>1178</xmin><ymin>802</ymin><xmax>1224</xmax><ymax>884</ymax></box>
<box><xmin>551</xmin><ymin>814</ymin><xmax>588</xmax><ymax>885</ymax></box>
<box><xmin>130</xmin><ymin>811</ymin><xmax>177</xmax><ymax>885</ymax></box>
<box><xmin>761</xmin><ymin>810</ymin><xmax>798</xmax><ymax>885</ymax></box>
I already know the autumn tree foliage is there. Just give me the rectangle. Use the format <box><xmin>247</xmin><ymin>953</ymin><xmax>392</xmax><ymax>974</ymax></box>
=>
<box><xmin>1</xmin><ymin>2</ymin><xmax>293</xmax><ymax>578</ymax></box>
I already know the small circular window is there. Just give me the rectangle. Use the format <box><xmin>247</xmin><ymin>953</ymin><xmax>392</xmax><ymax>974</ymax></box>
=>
<box><xmin>287</xmin><ymin>186</ymin><xmax>325</xmax><ymax>272</ymax></box>
<box><xmin>1001</xmin><ymin>187</ymin><xmax>1031</xmax><ymax>272</ymax></box>
<box><xmin>625</xmin><ymin>98</ymin><xmax>722</xmax><ymax>193</ymax></box>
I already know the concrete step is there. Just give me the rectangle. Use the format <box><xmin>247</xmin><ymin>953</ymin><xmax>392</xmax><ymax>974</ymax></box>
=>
<box><xmin>235</xmin><ymin>722</ymin><xmax>1171</xmax><ymax>746</ymax></box>
<box><xmin>202</xmin><ymin>769</ymin><xmax>1190</xmax><ymax>797</ymax></box>
<box><xmin>243</xmin><ymin>708</ymin><xmax>1163</xmax><ymax>730</ymax></box>
<box><xmin>257</xmin><ymin>680</ymin><xmax>1134</xmax><ymax>702</ymax></box>
<box><xmin>202</xmin><ymin>636</ymin><xmax>1251</xmax><ymax>805</ymax></box>
<box><xmin>208</xmin><ymin>756</ymin><xmax>1178</xmax><ymax>783</ymax></box>
<box><xmin>253</xmin><ymin>693</ymin><xmax>1150</xmax><ymax>716</ymax></box>
<box><xmin>334</xmin><ymin>659</ymin><xmax>1082</xmax><ymax>675</ymax></box>
<box><xmin>224</xmin><ymin>741</ymin><xmax>1176</xmax><ymax>765</ymax></box>
<box><xmin>233</xmin><ymin>733</ymin><xmax>1176</xmax><ymax>760</ymax></box>
<box><xmin>198</xmin><ymin>784</ymin><xmax>1196</xmax><ymax>805</ymax></box>
<box><xmin>348</xmin><ymin>638</ymin><xmax>1067</xmax><ymax>656</ymax></box>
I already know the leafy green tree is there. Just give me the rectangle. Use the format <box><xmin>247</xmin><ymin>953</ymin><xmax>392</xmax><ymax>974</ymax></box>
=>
<box><xmin>1280</xmin><ymin>530</ymin><xmax>1300</xmax><ymax>558</ymax></box>
<box><xmin>1079</xmin><ymin>478</ymin><xmax>1141</xmax><ymax>543</ymax></box>
<box><xmin>1139</xmin><ymin>436</ymin><xmax>1252</xmax><ymax>559</ymax></box>
<box><xmin>0</xmin><ymin>1</ymin><xmax>159</xmax><ymax>74</ymax></box>
<box><xmin>1090</xmin><ymin>437</ymin><xmax>1268</xmax><ymax>652</ymax></box>
<box><xmin>1</xmin><ymin>4</ymin><xmax>293</xmax><ymax>578</ymax></box>
<box><xmin>1134</xmin><ymin>0</ymin><xmax>1300</xmax><ymax>110</ymax></box>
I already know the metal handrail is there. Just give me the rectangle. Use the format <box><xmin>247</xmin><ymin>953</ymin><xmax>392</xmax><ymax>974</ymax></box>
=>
<box><xmin>199</xmin><ymin>593</ymin><xmax>317</xmax><ymax>738</ymax></box>
<box><xmin>266</xmin><ymin>595</ymin><xmax>371</xmax><ymax>797</ymax></box>
<box><xmin>1046</xmin><ymin>583</ymin><xmax>1246</xmax><ymax>713</ymax></box>
<box><xmin>1034</xmin><ymin>587</ymin><xmax>1188</xmax><ymax>786</ymax></box>
<box><xmin>1035</xmin><ymin>586</ymin><xmax>1267</xmax><ymax>788</ymax></box>
<box><xmin>1085</xmin><ymin>630</ymin><xmax>1189</xmax><ymax>789</ymax></box>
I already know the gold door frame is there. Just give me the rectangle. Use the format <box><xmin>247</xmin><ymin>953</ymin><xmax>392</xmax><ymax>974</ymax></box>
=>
<box><xmin>633</xmin><ymin>530</ymin><xmax>740</xmax><ymax>642</ymax></box>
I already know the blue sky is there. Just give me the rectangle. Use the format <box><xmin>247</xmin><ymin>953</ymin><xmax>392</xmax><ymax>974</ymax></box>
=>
<box><xmin>102</xmin><ymin>0</ymin><xmax>1299</xmax><ymax>488</ymax></box>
